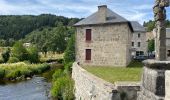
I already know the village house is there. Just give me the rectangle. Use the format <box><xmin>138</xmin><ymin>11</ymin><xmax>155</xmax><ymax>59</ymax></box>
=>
<box><xmin>166</xmin><ymin>28</ymin><xmax>170</xmax><ymax>60</ymax></box>
<box><xmin>130</xmin><ymin>21</ymin><xmax>147</xmax><ymax>57</ymax></box>
<box><xmin>74</xmin><ymin>5</ymin><xmax>136</xmax><ymax>67</ymax></box>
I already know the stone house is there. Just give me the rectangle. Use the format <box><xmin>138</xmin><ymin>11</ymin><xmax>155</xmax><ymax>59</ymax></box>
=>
<box><xmin>166</xmin><ymin>28</ymin><xmax>170</xmax><ymax>60</ymax></box>
<box><xmin>74</xmin><ymin>5</ymin><xmax>134</xmax><ymax>67</ymax></box>
<box><xmin>130</xmin><ymin>21</ymin><xmax>147</xmax><ymax>57</ymax></box>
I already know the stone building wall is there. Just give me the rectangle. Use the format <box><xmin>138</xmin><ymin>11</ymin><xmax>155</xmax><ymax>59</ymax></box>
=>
<box><xmin>165</xmin><ymin>71</ymin><xmax>170</xmax><ymax>100</ymax></box>
<box><xmin>72</xmin><ymin>62</ymin><xmax>140</xmax><ymax>100</ymax></box>
<box><xmin>76</xmin><ymin>23</ymin><xmax>132</xmax><ymax>67</ymax></box>
<box><xmin>131</xmin><ymin>32</ymin><xmax>147</xmax><ymax>56</ymax></box>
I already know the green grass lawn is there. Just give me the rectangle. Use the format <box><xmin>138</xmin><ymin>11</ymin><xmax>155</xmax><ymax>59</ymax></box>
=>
<box><xmin>83</xmin><ymin>61</ymin><xmax>143</xmax><ymax>84</ymax></box>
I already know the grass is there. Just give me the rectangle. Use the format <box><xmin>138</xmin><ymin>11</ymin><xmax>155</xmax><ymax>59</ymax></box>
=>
<box><xmin>83</xmin><ymin>61</ymin><xmax>143</xmax><ymax>84</ymax></box>
<box><xmin>40</xmin><ymin>52</ymin><xmax>63</xmax><ymax>62</ymax></box>
<box><xmin>0</xmin><ymin>62</ymin><xmax>50</xmax><ymax>80</ymax></box>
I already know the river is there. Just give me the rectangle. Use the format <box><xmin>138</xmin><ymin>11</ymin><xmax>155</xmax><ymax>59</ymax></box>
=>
<box><xmin>0</xmin><ymin>76</ymin><xmax>51</xmax><ymax>100</ymax></box>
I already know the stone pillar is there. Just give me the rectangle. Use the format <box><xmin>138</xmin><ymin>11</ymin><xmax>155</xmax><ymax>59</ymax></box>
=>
<box><xmin>137</xmin><ymin>60</ymin><xmax>170</xmax><ymax>100</ymax></box>
<box><xmin>153</xmin><ymin>0</ymin><xmax>169</xmax><ymax>61</ymax></box>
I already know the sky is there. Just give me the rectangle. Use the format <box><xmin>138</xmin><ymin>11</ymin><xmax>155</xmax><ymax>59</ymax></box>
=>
<box><xmin>0</xmin><ymin>0</ymin><xmax>170</xmax><ymax>24</ymax></box>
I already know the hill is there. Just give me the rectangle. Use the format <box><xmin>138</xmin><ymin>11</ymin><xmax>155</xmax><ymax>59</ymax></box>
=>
<box><xmin>0</xmin><ymin>14</ymin><xmax>80</xmax><ymax>46</ymax></box>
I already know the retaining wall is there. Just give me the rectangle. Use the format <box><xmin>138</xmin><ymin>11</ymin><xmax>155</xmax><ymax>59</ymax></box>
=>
<box><xmin>72</xmin><ymin>62</ymin><xmax>140</xmax><ymax>100</ymax></box>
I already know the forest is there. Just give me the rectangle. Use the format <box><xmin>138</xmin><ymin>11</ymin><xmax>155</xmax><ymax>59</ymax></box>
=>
<box><xmin>0</xmin><ymin>14</ymin><xmax>80</xmax><ymax>48</ymax></box>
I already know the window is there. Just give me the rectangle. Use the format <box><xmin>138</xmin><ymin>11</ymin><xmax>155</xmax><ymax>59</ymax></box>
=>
<box><xmin>86</xmin><ymin>29</ymin><xmax>91</xmax><ymax>41</ymax></box>
<box><xmin>132</xmin><ymin>42</ymin><xmax>134</xmax><ymax>47</ymax></box>
<box><xmin>138</xmin><ymin>33</ymin><xmax>140</xmax><ymax>38</ymax></box>
<box><xmin>136</xmin><ymin>51</ymin><xmax>144</xmax><ymax>56</ymax></box>
<box><xmin>138</xmin><ymin>42</ymin><xmax>141</xmax><ymax>47</ymax></box>
<box><xmin>86</xmin><ymin>49</ymin><xmax>91</xmax><ymax>60</ymax></box>
<box><xmin>168</xmin><ymin>50</ymin><xmax>170</xmax><ymax>57</ymax></box>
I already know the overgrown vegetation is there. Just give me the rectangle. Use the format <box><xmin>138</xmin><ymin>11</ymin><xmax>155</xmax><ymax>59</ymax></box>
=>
<box><xmin>0</xmin><ymin>62</ymin><xmax>50</xmax><ymax>80</ymax></box>
<box><xmin>51</xmin><ymin>70</ymin><xmax>74</xmax><ymax>100</ymax></box>
<box><xmin>50</xmin><ymin>34</ymin><xmax>75</xmax><ymax>99</ymax></box>
<box><xmin>0</xmin><ymin>41</ymin><xmax>40</xmax><ymax>63</ymax></box>
<box><xmin>83</xmin><ymin>61</ymin><xmax>143</xmax><ymax>84</ymax></box>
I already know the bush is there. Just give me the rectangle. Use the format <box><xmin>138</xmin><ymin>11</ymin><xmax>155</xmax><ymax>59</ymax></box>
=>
<box><xmin>64</xmin><ymin>34</ymin><xmax>75</xmax><ymax>64</ymax></box>
<box><xmin>52</xmin><ymin>69</ymin><xmax>65</xmax><ymax>81</ymax></box>
<box><xmin>0</xmin><ymin>62</ymin><xmax>50</xmax><ymax>80</ymax></box>
<box><xmin>27</xmin><ymin>46</ymin><xmax>39</xmax><ymax>63</ymax></box>
<box><xmin>0</xmin><ymin>68</ymin><xmax>5</xmax><ymax>79</ymax></box>
<box><xmin>64</xmin><ymin>62</ymin><xmax>73</xmax><ymax>74</ymax></box>
<box><xmin>5</xmin><ymin>70</ymin><xmax>21</xmax><ymax>79</ymax></box>
<box><xmin>11</xmin><ymin>41</ymin><xmax>29</xmax><ymax>61</ymax></box>
<box><xmin>8</xmin><ymin>57</ymin><xmax>20</xmax><ymax>63</ymax></box>
<box><xmin>51</xmin><ymin>75</ymin><xmax>74</xmax><ymax>100</ymax></box>
<box><xmin>1</xmin><ymin>48</ymin><xmax>10</xmax><ymax>63</ymax></box>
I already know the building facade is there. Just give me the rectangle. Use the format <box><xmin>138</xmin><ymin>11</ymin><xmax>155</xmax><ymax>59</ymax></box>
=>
<box><xmin>166</xmin><ymin>28</ymin><xmax>170</xmax><ymax>60</ymax></box>
<box><xmin>74</xmin><ymin>5</ymin><xmax>134</xmax><ymax>67</ymax></box>
<box><xmin>130</xmin><ymin>21</ymin><xmax>147</xmax><ymax>57</ymax></box>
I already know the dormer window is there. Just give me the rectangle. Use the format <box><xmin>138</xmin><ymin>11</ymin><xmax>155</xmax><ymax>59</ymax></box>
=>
<box><xmin>86</xmin><ymin>29</ymin><xmax>92</xmax><ymax>41</ymax></box>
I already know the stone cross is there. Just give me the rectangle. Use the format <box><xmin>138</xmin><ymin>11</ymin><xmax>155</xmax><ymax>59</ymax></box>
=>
<box><xmin>153</xmin><ymin>0</ymin><xmax>169</xmax><ymax>61</ymax></box>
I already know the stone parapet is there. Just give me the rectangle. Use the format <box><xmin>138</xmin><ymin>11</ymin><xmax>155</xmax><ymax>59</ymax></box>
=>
<box><xmin>138</xmin><ymin>60</ymin><xmax>170</xmax><ymax>100</ymax></box>
<box><xmin>72</xmin><ymin>62</ymin><xmax>140</xmax><ymax>100</ymax></box>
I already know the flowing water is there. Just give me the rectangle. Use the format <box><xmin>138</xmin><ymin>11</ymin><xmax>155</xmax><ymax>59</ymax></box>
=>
<box><xmin>0</xmin><ymin>76</ymin><xmax>51</xmax><ymax>100</ymax></box>
<box><xmin>0</xmin><ymin>63</ymin><xmax>63</xmax><ymax>100</ymax></box>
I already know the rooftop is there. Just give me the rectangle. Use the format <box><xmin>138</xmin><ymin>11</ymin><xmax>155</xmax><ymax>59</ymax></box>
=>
<box><xmin>74</xmin><ymin>5</ymin><xmax>128</xmax><ymax>26</ymax></box>
<box><xmin>130</xmin><ymin>21</ymin><xmax>146</xmax><ymax>32</ymax></box>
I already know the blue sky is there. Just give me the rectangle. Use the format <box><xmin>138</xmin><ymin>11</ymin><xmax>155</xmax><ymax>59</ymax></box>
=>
<box><xmin>0</xmin><ymin>0</ymin><xmax>170</xmax><ymax>24</ymax></box>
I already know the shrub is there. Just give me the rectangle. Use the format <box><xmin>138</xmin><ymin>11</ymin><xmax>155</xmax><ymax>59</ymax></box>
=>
<box><xmin>51</xmin><ymin>75</ymin><xmax>74</xmax><ymax>100</ymax></box>
<box><xmin>64</xmin><ymin>34</ymin><xmax>75</xmax><ymax>64</ymax></box>
<box><xmin>0</xmin><ymin>68</ymin><xmax>5</xmax><ymax>79</ymax></box>
<box><xmin>5</xmin><ymin>70</ymin><xmax>21</xmax><ymax>79</ymax></box>
<box><xmin>52</xmin><ymin>69</ymin><xmax>65</xmax><ymax>81</ymax></box>
<box><xmin>27</xmin><ymin>46</ymin><xmax>39</xmax><ymax>63</ymax></box>
<box><xmin>64</xmin><ymin>62</ymin><xmax>73</xmax><ymax>74</ymax></box>
<box><xmin>7</xmin><ymin>57</ymin><xmax>20</xmax><ymax>63</ymax></box>
<box><xmin>0</xmin><ymin>62</ymin><xmax>50</xmax><ymax>80</ymax></box>
<box><xmin>1</xmin><ymin>48</ymin><xmax>10</xmax><ymax>63</ymax></box>
<box><xmin>11</xmin><ymin>41</ymin><xmax>29</xmax><ymax>61</ymax></box>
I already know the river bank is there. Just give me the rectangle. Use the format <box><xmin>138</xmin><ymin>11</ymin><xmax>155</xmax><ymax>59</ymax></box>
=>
<box><xmin>0</xmin><ymin>63</ymin><xmax>63</xmax><ymax>100</ymax></box>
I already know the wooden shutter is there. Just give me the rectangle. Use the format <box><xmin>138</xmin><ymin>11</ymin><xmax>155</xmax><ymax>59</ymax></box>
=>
<box><xmin>86</xmin><ymin>49</ymin><xmax>91</xmax><ymax>60</ymax></box>
<box><xmin>86</xmin><ymin>29</ymin><xmax>91</xmax><ymax>41</ymax></box>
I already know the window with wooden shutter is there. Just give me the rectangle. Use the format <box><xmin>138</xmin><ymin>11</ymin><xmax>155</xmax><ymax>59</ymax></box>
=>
<box><xmin>86</xmin><ymin>49</ymin><xmax>91</xmax><ymax>60</ymax></box>
<box><xmin>86</xmin><ymin>29</ymin><xmax>91</xmax><ymax>41</ymax></box>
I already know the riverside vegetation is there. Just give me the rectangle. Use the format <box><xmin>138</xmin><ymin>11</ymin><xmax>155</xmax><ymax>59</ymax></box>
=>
<box><xmin>0</xmin><ymin>14</ymin><xmax>78</xmax><ymax>99</ymax></box>
<box><xmin>0</xmin><ymin>34</ymin><xmax>75</xmax><ymax>99</ymax></box>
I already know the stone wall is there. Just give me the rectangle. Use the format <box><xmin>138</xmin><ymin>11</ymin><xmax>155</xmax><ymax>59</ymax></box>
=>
<box><xmin>137</xmin><ymin>60</ymin><xmax>170</xmax><ymax>100</ymax></box>
<box><xmin>72</xmin><ymin>62</ymin><xmax>140</xmax><ymax>100</ymax></box>
<box><xmin>165</xmin><ymin>71</ymin><xmax>170</xmax><ymax>100</ymax></box>
<box><xmin>76</xmin><ymin>23</ymin><xmax>132</xmax><ymax>67</ymax></box>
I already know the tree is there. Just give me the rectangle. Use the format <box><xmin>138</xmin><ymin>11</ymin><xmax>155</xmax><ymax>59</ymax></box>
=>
<box><xmin>27</xmin><ymin>46</ymin><xmax>39</xmax><ymax>63</ymax></box>
<box><xmin>148</xmin><ymin>39</ymin><xmax>155</xmax><ymax>52</ymax></box>
<box><xmin>11</xmin><ymin>41</ymin><xmax>29</xmax><ymax>61</ymax></box>
<box><xmin>1</xmin><ymin>48</ymin><xmax>10</xmax><ymax>63</ymax></box>
<box><xmin>64</xmin><ymin>34</ymin><xmax>75</xmax><ymax>64</ymax></box>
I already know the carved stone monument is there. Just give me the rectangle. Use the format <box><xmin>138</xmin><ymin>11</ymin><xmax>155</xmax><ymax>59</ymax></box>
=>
<box><xmin>137</xmin><ymin>0</ymin><xmax>169</xmax><ymax>100</ymax></box>
<box><xmin>154</xmin><ymin>0</ymin><xmax>169</xmax><ymax>60</ymax></box>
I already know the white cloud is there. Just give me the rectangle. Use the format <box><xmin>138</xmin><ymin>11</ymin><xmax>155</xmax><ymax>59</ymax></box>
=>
<box><xmin>0</xmin><ymin>0</ymin><xmax>166</xmax><ymax>23</ymax></box>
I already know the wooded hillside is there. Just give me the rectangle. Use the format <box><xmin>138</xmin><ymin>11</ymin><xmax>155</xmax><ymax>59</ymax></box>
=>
<box><xmin>0</xmin><ymin>14</ymin><xmax>80</xmax><ymax>46</ymax></box>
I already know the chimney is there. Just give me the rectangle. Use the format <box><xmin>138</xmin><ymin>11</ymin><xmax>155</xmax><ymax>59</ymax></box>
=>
<box><xmin>98</xmin><ymin>5</ymin><xmax>107</xmax><ymax>22</ymax></box>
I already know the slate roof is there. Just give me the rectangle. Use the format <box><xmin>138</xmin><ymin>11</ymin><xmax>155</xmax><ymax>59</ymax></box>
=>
<box><xmin>130</xmin><ymin>21</ymin><xmax>146</xmax><ymax>32</ymax></box>
<box><xmin>74</xmin><ymin>8</ymin><xmax>128</xmax><ymax>26</ymax></box>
